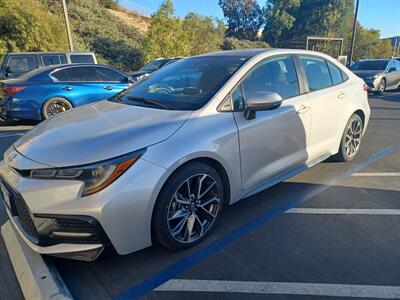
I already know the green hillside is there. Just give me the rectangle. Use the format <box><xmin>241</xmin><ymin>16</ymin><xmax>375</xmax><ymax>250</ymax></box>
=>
<box><xmin>0</xmin><ymin>0</ymin><xmax>147</xmax><ymax>70</ymax></box>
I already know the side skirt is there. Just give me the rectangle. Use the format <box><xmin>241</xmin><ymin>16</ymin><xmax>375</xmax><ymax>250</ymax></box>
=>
<box><xmin>241</xmin><ymin>153</ymin><xmax>331</xmax><ymax>200</ymax></box>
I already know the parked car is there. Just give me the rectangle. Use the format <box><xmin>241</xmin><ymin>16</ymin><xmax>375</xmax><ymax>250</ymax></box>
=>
<box><xmin>0</xmin><ymin>64</ymin><xmax>132</xmax><ymax>120</ymax></box>
<box><xmin>129</xmin><ymin>57</ymin><xmax>182</xmax><ymax>82</ymax></box>
<box><xmin>350</xmin><ymin>58</ymin><xmax>400</xmax><ymax>94</ymax></box>
<box><xmin>0</xmin><ymin>49</ymin><xmax>369</xmax><ymax>261</ymax></box>
<box><xmin>0</xmin><ymin>52</ymin><xmax>97</xmax><ymax>80</ymax></box>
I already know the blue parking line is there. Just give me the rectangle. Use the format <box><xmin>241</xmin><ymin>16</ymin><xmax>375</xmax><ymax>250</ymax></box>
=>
<box><xmin>115</xmin><ymin>146</ymin><xmax>397</xmax><ymax>300</ymax></box>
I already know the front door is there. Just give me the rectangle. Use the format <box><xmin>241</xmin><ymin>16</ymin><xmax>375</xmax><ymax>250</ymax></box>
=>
<box><xmin>233</xmin><ymin>55</ymin><xmax>312</xmax><ymax>191</ymax></box>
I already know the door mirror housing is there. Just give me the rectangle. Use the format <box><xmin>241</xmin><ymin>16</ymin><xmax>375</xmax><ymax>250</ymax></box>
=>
<box><xmin>5</xmin><ymin>66</ymin><xmax>12</xmax><ymax>76</ymax></box>
<box><xmin>388</xmin><ymin>67</ymin><xmax>396</xmax><ymax>73</ymax></box>
<box><xmin>244</xmin><ymin>92</ymin><xmax>283</xmax><ymax>120</ymax></box>
<box><xmin>126</xmin><ymin>76</ymin><xmax>135</xmax><ymax>84</ymax></box>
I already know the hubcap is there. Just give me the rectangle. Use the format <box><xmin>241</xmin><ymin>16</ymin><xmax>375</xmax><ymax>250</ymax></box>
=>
<box><xmin>379</xmin><ymin>81</ymin><xmax>385</xmax><ymax>93</ymax></box>
<box><xmin>167</xmin><ymin>174</ymin><xmax>221</xmax><ymax>243</ymax></box>
<box><xmin>345</xmin><ymin>119</ymin><xmax>362</xmax><ymax>158</ymax></box>
<box><xmin>46</xmin><ymin>101</ymin><xmax>71</xmax><ymax>117</ymax></box>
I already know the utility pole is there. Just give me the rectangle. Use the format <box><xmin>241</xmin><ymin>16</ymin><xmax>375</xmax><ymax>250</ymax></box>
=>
<box><xmin>62</xmin><ymin>0</ymin><xmax>74</xmax><ymax>52</ymax></box>
<box><xmin>348</xmin><ymin>0</ymin><xmax>360</xmax><ymax>66</ymax></box>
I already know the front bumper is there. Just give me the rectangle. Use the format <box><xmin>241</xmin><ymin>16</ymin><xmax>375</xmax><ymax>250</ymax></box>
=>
<box><xmin>0</xmin><ymin>152</ymin><xmax>170</xmax><ymax>260</ymax></box>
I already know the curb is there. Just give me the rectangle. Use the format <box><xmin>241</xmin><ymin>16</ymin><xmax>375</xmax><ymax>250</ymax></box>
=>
<box><xmin>1</xmin><ymin>221</ymin><xmax>73</xmax><ymax>300</ymax></box>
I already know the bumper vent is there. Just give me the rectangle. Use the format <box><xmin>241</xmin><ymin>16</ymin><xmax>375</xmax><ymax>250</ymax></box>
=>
<box><xmin>0</xmin><ymin>178</ymin><xmax>39</xmax><ymax>243</ymax></box>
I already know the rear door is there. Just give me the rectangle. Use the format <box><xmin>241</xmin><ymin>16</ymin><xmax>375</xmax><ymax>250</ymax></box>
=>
<box><xmin>233</xmin><ymin>55</ymin><xmax>312</xmax><ymax>190</ymax></box>
<box><xmin>298</xmin><ymin>55</ymin><xmax>350</xmax><ymax>159</ymax></box>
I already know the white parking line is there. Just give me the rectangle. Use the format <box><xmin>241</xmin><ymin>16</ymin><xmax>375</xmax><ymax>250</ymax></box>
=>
<box><xmin>352</xmin><ymin>172</ymin><xmax>400</xmax><ymax>176</ymax></box>
<box><xmin>285</xmin><ymin>208</ymin><xmax>400</xmax><ymax>215</ymax></box>
<box><xmin>155</xmin><ymin>279</ymin><xmax>400</xmax><ymax>299</ymax></box>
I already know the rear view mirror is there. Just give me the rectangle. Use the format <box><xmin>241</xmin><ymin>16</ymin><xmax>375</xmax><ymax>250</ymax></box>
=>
<box><xmin>388</xmin><ymin>67</ymin><xmax>396</xmax><ymax>73</ymax></box>
<box><xmin>244</xmin><ymin>92</ymin><xmax>283</xmax><ymax>120</ymax></box>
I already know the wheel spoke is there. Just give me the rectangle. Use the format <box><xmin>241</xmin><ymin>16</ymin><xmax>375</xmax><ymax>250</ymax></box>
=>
<box><xmin>168</xmin><ymin>209</ymin><xmax>190</xmax><ymax>221</ymax></box>
<box><xmin>171</xmin><ymin>215</ymin><xmax>189</xmax><ymax>236</ymax></box>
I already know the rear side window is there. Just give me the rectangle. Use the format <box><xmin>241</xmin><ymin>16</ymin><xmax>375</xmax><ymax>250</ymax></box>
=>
<box><xmin>42</xmin><ymin>55</ymin><xmax>66</xmax><ymax>66</ymax></box>
<box><xmin>327</xmin><ymin>61</ymin><xmax>345</xmax><ymax>85</ymax></box>
<box><xmin>95</xmin><ymin>67</ymin><xmax>126</xmax><ymax>82</ymax></box>
<box><xmin>8</xmin><ymin>56</ymin><xmax>36</xmax><ymax>73</ymax></box>
<box><xmin>300</xmin><ymin>56</ymin><xmax>332</xmax><ymax>91</ymax></box>
<box><xmin>70</xmin><ymin>55</ymin><xmax>95</xmax><ymax>64</ymax></box>
<box><xmin>52</xmin><ymin>67</ymin><xmax>98</xmax><ymax>81</ymax></box>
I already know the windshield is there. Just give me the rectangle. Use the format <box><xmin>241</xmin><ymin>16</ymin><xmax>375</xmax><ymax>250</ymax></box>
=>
<box><xmin>140</xmin><ymin>59</ymin><xmax>169</xmax><ymax>72</ymax></box>
<box><xmin>112</xmin><ymin>56</ymin><xmax>249</xmax><ymax>111</ymax></box>
<box><xmin>350</xmin><ymin>60</ymin><xmax>388</xmax><ymax>71</ymax></box>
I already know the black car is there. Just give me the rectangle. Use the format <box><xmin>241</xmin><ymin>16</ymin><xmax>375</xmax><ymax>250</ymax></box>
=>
<box><xmin>129</xmin><ymin>57</ymin><xmax>182</xmax><ymax>82</ymax></box>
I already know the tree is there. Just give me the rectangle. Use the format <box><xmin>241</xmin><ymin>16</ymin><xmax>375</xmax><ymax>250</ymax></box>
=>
<box><xmin>145</xmin><ymin>0</ymin><xmax>187</xmax><ymax>60</ymax></box>
<box><xmin>222</xmin><ymin>37</ymin><xmax>269</xmax><ymax>50</ymax></box>
<box><xmin>219</xmin><ymin>0</ymin><xmax>264</xmax><ymax>41</ymax></box>
<box><xmin>0</xmin><ymin>0</ymin><xmax>68</xmax><ymax>56</ymax></box>
<box><xmin>353</xmin><ymin>24</ymin><xmax>393</xmax><ymax>60</ymax></box>
<box><xmin>279</xmin><ymin>0</ymin><xmax>354</xmax><ymax>41</ymax></box>
<box><xmin>262</xmin><ymin>0</ymin><xmax>300</xmax><ymax>45</ymax></box>
<box><xmin>183</xmin><ymin>13</ymin><xmax>225</xmax><ymax>55</ymax></box>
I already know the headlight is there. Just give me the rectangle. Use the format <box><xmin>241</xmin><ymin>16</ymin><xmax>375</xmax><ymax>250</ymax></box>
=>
<box><xmin>365</xmin><ymin>75</ymin><xmax>378</xmax><ymax>80</ymax></box>
<box><xmin>29</xmin><ymin>149</ymin><xmax>145</xmax><ymax>196</ymax></box>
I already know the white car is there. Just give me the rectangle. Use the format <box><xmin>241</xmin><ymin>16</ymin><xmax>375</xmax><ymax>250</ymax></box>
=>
<box><xmin>0</xmin><ymin>49</ymin><xmax>370</xmax><ymax>261</ymax></box>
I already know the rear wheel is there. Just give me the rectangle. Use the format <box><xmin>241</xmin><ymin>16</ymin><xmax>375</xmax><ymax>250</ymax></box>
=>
<box><xmin>42</xmin><ymin>97</ymin><xmax>73</xmax><ymax>120</ymax></box>
<box><xmin>153</xmin><ymin>162</ymin><xmax>224</xmax><ymax>250</ymax></box>
<box><xmin>334</xmin><ymin>114</ymin><xmax>363</xmax><ymax>162</ymax></box>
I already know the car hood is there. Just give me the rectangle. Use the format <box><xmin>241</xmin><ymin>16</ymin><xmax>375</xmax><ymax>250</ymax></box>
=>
<box><xmin>14</xmin><ymin>100</ymin><xmax>192</xmax><ymax>168</ymax></box>
<box><xmin>352</xmin><ymin>70</ymin><xmax>383</xmax><ymax>78</ymax></box>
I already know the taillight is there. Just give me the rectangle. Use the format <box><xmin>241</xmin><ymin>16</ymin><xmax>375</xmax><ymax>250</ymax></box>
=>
<box><xmin>363</xmin><ymin>83</ymin><xmax>369</xmax><ymax>92</ymax></box>
<box><xmin>5</xmin><ymin>86</ymin><xmax>26</xmax><ymax>96</ymax></box>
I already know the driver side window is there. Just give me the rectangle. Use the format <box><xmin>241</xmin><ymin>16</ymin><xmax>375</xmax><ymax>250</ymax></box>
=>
<box><xmin>231</xmin><ymin>56</ymin><xmax>300</xmax><ymax>110</ymax></box>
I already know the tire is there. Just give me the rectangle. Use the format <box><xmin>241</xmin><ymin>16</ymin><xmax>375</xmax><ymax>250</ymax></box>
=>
<box><xmin>153</xmin><ymin>162</ymin><xmax>224</xmax><ymax>250</ymax></box>
<box><xmin>334</xmin><ymin>114</ymin><xmax>364</xmax><ymax>162</ymax></box>
<box><xmin>374</xmin><ymin>79</ymin><xmax>386</xmax><ymax>96</ymax></box>
<box><xmin>42</xmin><ymin>97</ymin><xmax>73</xmax><ymax>120</ymax></box>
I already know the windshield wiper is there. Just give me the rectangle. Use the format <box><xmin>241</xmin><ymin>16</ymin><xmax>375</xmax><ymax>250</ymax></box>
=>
<box><xmin>127</xmin><ymin>96</ymin><xmax>171</xmax><ymax>109</ymax></box>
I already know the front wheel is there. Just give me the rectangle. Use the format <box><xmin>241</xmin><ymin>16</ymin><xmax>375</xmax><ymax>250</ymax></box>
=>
<box><xmin>374</xmin><ymin>79</ymin><xmax>386</xmax><ymax>95</ymax></box>
<box><xmin>42</xmin><ymin>97</ymin><xmax>73</xmax><ymax>120</ymax></box>
<box><xmin>153</xmin><ymin>162</ymin><xmax>224</xmax><ymax>250</ymax></box>
<box><xmin>334</xmin><ymin>114</ymin><xmax>364</xmax><ymax>162</ymax></box>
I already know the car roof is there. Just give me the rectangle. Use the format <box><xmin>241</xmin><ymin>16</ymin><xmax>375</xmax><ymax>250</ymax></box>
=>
<box><xmin>5</xmin><ymin>52</ymin><xmax>94</xmax><ymax>55</ymax></box>
<box><xmin>38</xmin><ymin>63</ymin><xmax>115</xmax><ymax>72</ymax></box>
<box><xmin>195</xmin><ymin>48</ymin><xmax>274</xmax><ymax>58</ymax></box>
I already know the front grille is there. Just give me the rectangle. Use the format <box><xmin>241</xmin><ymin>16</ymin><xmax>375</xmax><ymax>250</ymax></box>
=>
<box><xmin>0</xmin><ymin>178</ymin><xmax>39</xmax><ymax>243</ymax></box>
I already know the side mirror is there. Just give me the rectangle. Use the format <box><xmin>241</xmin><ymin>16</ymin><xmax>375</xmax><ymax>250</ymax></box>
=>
<box><xmin>127</xmin><ymin>76</ymin><xmax>135</xmax><ymax>84</ymax></box>
<box><xmin>388</xmin><ymin>67</ymin><xmax>396</xmax><ymax>73</ymax></box>
<box><xmin>5</xmin><ymin>66</ymin><xmax>12</xmax><ymax>77</ymax></box>
<box><xmin>244</xmin><ymin>92</ymin><xmax>283</xmax><ymax>120</ymax></box>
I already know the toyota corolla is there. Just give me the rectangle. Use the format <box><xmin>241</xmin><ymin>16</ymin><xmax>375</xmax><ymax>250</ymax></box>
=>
<box><xmin>0</xmin><ymin>49</ymin><xmax>370</xmax><ymax>261</ymax></box>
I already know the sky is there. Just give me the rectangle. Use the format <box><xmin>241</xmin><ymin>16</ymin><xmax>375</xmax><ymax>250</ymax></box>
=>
<box><xmin>119</xmin><ymin>0</ymin><xmax>399</xmax><ymax>39</ymax></box>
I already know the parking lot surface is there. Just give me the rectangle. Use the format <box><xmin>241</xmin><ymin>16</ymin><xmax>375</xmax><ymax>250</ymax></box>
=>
<box><xmin>0</xmin><ymin>92</ymin><xmax>399</xmax><ymax>300</ymax></box>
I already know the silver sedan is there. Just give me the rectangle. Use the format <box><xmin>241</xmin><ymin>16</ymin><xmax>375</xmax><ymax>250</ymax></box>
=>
<box><xmin>0</xmin><ymin>49</ymin><xmax>370</xmax><ymax>261</ymax></box>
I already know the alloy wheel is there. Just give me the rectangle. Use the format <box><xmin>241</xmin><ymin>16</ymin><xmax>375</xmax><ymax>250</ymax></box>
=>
<box><xmin>167</xmin><ymin>174</ymin><xmax>221</xmax><ymax>243</ymax></box>
<box><xmin>45</xmin><ymin>99</ymin><xmax>72</xmax><ymax>118</ymax></box>
<box><xmin>344</xmin><ymin>118</ymin><xmax>362</xmax><ymax>158</ymax></box>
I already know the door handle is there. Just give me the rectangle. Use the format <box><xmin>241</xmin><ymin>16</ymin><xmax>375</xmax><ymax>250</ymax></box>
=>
<box><xmin>296</xmin><ymin>105</ymin><xmax>310</xmax><ymax>114</ymax></box>
<box><xmin>337</xmin><ymin>92</ymin><xmax>346</xmax><ymax>99</ymax></box>
<box><xmin>62</xmin><ymin>86</ymin><xmax>72</xmax><ymax>91</ymax></box>
<box><xmin>104</xmin><ymin>86</ymin><xmax>113</xmax><ymax>90</ymax></box>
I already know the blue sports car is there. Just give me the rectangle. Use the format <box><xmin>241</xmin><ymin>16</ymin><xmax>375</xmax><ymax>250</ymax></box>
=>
<box><xmin>0</xmin><ymin>64</ymin><xmax>132</xmax><ymax>121</ymax></box>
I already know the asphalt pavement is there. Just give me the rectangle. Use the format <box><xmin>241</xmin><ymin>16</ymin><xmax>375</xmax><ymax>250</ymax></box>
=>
<box><xmin>0</xmin><ymin>92</ymin><xmax>399</xmax><ymax>300</ymax></box>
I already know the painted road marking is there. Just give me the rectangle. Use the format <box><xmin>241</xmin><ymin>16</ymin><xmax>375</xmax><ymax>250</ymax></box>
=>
<box><xmin>115</xmin><ymin>146</ymin><xmax>398</xmax><ymax>300</ymax></box>
<box><xmin>155</xmin><ymin>279</ymin><xmax>400</xmax><ymax>299</ymax></box>
<box><xmin>286</xmin><ymin>208</ymin><xmax>400</xmax><ymax>215</ymax></box>
<box><xmin>352</xmin><ymin>172</ymin><xmax>400</xmax><ymax>177</ymax></box>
